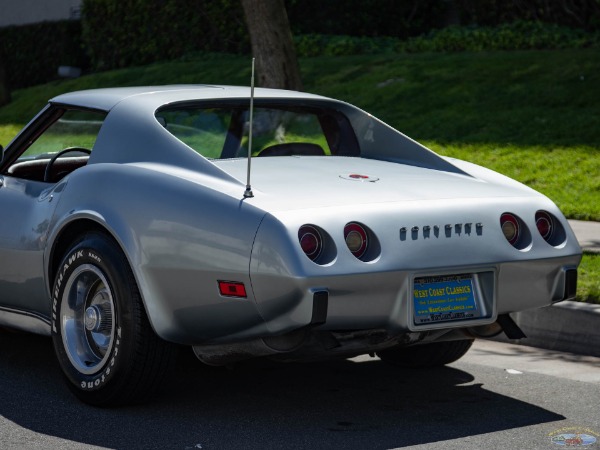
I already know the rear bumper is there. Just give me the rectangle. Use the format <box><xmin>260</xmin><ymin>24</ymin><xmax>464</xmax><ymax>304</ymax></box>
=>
<box><xmin>250</xmin><ymin>254</ymin><xmax>581</xmax><ymax>339</ymax></box>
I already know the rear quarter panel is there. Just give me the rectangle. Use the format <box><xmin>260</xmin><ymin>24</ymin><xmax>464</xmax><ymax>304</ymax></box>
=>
<box><xmin>46</xmin><ymin>163</ymin><xmax>268</xmax><ymax>344</ymax></box>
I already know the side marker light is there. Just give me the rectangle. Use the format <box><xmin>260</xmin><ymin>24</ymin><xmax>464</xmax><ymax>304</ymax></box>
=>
<box><xmin>218</xmin><ymin>281</ymin><xmax>247</xmax><ymax>298</ymax></box>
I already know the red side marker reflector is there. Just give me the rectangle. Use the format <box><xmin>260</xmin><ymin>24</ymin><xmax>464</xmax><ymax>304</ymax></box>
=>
<box><xmin>218</xmin><ymin>281</ymin><xmax>247</xmax><ymax>298</ymax></box>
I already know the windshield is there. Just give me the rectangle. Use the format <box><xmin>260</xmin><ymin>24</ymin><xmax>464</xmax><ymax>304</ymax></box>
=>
<box><xmin>155</xmin><ymin>104</ymin><xmax>360</xmax><ymax>159</ymax></box>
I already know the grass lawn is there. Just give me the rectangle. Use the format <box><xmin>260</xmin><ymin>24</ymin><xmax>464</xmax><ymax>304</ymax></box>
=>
<box><xmin>0</xmin><ymin>49</ymin><xmax>598</xmax><ymax>302</ymax></box>
<box><xmin>578</xmin><ymin>253</ymin><xmax>600</xmax><ymax>303</ymax></box>
<box><xmin>428</xmin><ymin>142</ymin><xmax>599</xmax><ymax>221</ymax></box>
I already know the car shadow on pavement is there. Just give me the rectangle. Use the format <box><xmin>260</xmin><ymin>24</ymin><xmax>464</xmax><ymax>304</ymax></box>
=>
<box><xmin>0</xmin><ymin>332</ymin><xmax>564</xmax><ymax>449</ymax></box>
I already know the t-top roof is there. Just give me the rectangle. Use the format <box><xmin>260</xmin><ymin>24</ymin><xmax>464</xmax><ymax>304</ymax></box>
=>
<box><xmin>50</xmin><ymin>85</ymin><xmax>327</xmax><ymax>112</ymax></box>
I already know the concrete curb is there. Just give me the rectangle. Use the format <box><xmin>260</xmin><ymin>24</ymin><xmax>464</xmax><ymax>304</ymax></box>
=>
<box><xmin>492</xmin><ymin>301</ymin><xmax>600</xmax><ymax>357</ymax></box>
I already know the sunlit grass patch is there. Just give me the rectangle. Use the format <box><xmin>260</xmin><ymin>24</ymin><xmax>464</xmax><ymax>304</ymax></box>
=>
<box><xmin>0</xmin><ymin>124</ymin><xmax>23</xmax><ymax>147</ymax></box>
<box><xmin>428</xmin><ymin>142</ymin><xmax>600</xmax><ymax>222</ymax></box>
<box><xmin>577</xmin><ymin>253</ymin><xmax>600</xmax><ymax>304</ymax></box>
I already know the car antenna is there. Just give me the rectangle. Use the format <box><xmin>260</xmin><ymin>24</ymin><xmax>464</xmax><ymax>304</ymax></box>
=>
<box><xmin>243</xmin><ymin>58</ymin><xmax>255</xmax><ymax>198</ymax></box>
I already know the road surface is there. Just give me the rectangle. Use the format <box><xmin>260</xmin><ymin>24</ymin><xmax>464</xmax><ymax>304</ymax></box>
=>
<box><xmin>0</xmin><ymin>332</ymin><xmax>598</xmax><ymax>449</ymax></box>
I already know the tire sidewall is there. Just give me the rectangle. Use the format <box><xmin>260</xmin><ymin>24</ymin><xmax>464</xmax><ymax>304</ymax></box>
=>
<box><xmin>51</xmin><ymin>234</ymin><xmax>134</xmax><ymax>396</ymax></box>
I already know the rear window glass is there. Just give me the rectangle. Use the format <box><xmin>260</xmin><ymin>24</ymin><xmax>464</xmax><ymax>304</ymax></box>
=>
<box><xmin>155</xmin><ymin>105</ymin><xmax>359</xmax><ymax>159</ymax></box>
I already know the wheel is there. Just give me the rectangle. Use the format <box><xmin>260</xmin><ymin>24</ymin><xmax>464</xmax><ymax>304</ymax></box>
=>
<box><xmin>51</xmin><ymin>231</ymin><xmax>175</xmax><ymax>406</ymax></box>
<box><xmin>377</xmin><ymin>339</ymin><xmax>474</xmax><ymax>368</ymax></box>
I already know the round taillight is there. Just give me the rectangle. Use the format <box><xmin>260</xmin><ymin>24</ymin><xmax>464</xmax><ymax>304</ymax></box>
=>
<box><xmin>298</xmin><ymin>225</ymin><xmax>322</xmax><ymax>261</ymax></box>
<box><xmin>344</xmin><ymin>222</ymin><xmax>368</xmax><ymax>258</ymax></box>
<box><xmin>500</xmin><ymin>213</ymin><xmax>520</xmax><ymax>245</ymax></box>
<box><xmin>535</xmin><ymin>211</ymin><xmax>553</xmax><ymax>241</ymax></box>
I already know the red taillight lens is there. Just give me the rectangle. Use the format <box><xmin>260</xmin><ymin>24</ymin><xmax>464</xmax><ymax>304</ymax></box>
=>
<box><xmin>500</xmin><ymin>213</ymin><xmax>520</xmax><ymax>245</ymax></box>
<box><xmin>535</xmin><ymin>211</ymin><xmax>553</xmax><ymax>241</ymax></box>
<box><xmin>344</xmin><ymin>222</ymin><xmax>368</xmax><ymax>258</ymax></box>
<box><xmin>298</xmin><ymin>225</ymin><xmax>322</xmax><ymax>261</ymax></box>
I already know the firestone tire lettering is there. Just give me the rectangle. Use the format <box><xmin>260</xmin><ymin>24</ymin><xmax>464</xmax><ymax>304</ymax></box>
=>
<box><xmin>51</xmin><ymin>232</ymin><xmax>175</xmax><ymax>406</ymax></box>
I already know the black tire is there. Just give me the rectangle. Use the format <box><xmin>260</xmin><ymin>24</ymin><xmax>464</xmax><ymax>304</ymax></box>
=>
<box><xmin>51</xmin><ymin>231</ymin><xmax>175</xmax><ymax>406</ymax></box>
<box><xmin>377</xmin><ymin>339</ymin><xmax>474</xmax><ymax>368</ymax></box>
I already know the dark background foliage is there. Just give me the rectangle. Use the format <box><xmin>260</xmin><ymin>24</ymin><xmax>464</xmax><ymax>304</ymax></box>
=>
<box><xmin>0</xmin><ymin>20</ymin><xmax>87</xmax><ymax>90</ymax></box>
<box><xmin>286</xmin><ymin>0</ymin><xmax>600</xmax><ymax>35</ymax></box>
<box><xmin>81</xmin><ymin>0</ymin><xmax>248</xmax><ymax>70</ymax></box>
<box><xmin>1</xmin><ymin>0</ymin><xmax>599</xmax><ymax>89</ymax></box>
<box><xmin>286</xmin><ymin>0</ymin><xmax>446</xmax><ymax>38</ymax></box>
<box><xmin>453</xmin><ymin>0</ymin><xmax>600</xmax><ymax>30</ymax></box>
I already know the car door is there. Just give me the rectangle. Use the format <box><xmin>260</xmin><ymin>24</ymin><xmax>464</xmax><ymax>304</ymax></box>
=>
<box><xmin>0</xmin><ymin>173</ymin><xmax>59</xmax><ymax>316</ymax></box>
<box><xmin>0</xmin><ymin>106</ymin><xmax>106</xmax><ymax>322</ymax></box>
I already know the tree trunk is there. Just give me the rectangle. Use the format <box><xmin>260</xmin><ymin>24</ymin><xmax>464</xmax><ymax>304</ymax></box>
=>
<box><xmin>241</xmin><ymin>0</ymin><xmax>303</xmax><ymax>91</ymax></box>
<box><xmin>0</xmin><ymin>59</ymin><xmax>10</xmax><ymax>106</ymax></box>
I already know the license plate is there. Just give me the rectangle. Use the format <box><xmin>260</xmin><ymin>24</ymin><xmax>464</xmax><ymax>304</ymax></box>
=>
<box><xmin>413</xmin><ymin>274</ymin><xmax>480</xmax><ymax>325</ymax></box>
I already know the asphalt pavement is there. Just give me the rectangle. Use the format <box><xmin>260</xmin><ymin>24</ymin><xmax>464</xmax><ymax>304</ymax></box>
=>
<box><xmin>0</xmin><ymin>333</ymin><xmax>598</xmax><ymax>450</ymax></box>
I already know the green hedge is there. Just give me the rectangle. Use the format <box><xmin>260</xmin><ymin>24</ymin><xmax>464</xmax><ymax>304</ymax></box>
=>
<box><xmin>286</xmin><ymin>0</ymin><xmax>600</xmax><ymax>36</ymax></box>
<box><xmin>294</xmin><ymin>35</ymin><xmax>399</xmax><ymax>58</ymax></box>
<box><xmin>0</xmin><ymin>20</ymin><xmax>88</xmax><ymax>90</ymax></box>
<box><xmin>81</xmin><ymin>0</ymin><xmax>600</xmax><ymax>72</ymax></box>
<box><xmin>452</xmin><ymin>0</ymin><xmax>599</xmax><ymax>31</ymax></box>
<box><xmin>401</xmin><ymin>21</ymin><xmax>600</xmax><ymax>53</ymax></box>
<box><xmin>3</xmin><ymin>0</ymin><xmax>599</xmax><ymax>88</ymax></box>
<box><xmin>286</xmin><ymin>0</ymin><xmax>445</xmax><ymax>39</ymax></box>
<box><xmin>293</xmin><ymin>22</ymin><xmax>600</xmax><ymax>57</ymax></box>
<box><xmin>81</xmin><ymin>0</ymin><xmax>248</xmax><ymax>70</ymax></box>
<box><xmin>80</xmin><ymin>0</ymin><xmax>445</xmax><ymax>71</ymax></box>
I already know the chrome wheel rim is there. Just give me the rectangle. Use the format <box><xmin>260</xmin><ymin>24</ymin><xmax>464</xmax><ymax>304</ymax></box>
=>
<box><xmin>60</xmin><ymin>264</ymin><xmax>116</xmax><ymax>375</ymax></box>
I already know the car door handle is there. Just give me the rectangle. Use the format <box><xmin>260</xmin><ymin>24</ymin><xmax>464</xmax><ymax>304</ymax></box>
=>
<box><xmin>0</xmin><ymin>177</ymin><xmax>3</xmax><ymax>188</ymax></box>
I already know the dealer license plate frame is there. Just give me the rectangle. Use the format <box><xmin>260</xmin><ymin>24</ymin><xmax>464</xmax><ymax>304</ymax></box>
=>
<box><xmin>412</xmin><ymin>273</ymin><xmax>482</xmax><ymax>326</ymax></box>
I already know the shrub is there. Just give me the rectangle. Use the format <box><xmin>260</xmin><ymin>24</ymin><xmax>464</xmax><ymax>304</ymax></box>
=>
<box><xmin>293</xmin><ymin>22</ymin><xmax>600</xmax><ymax>57</ymax></box>
<box><xmin>400</xmin><ymin>21</ymin><xmax>600</xmax><ymax>53</ymax></box>
<box><xmin>294</xmin><ymin>34</ymin><xmax>398</xmax><ymax>57</ymax></box>
<box><xmin>81</xmin><ymin>0</ymin><xmax>248</xmax><ymax>70</ymax></box>
<box><xmin>80</xmin><ymin>0</ymin><xmax>600</xmax><ymax>71</ymax></box>
<box><xmin>454</xmin><ymin>0</ymin><xmax>600</xmax><ymax>31</ymax></box>
<box><xmin>286</xmin><ymin>0</ymin><xmax>445</xmax><ymax>39</ymax></box>
<box><xmin>0</xmin><ymin>20</ymin><xmax>88</xmax><ymax>89</ymax></box>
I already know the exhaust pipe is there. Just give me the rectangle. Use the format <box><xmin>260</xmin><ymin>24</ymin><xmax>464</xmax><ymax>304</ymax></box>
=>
<box><xmin>469</xmin><ymin>314</ymin><xmax>526</xmax><ymax>340</ymax></box>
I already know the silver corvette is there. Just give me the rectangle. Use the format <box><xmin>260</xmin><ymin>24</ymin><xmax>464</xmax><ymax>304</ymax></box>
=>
<box><xmin>0</xmin><ymin>85</ymin><xmax>581</xmax><ymax>405</ymax></box>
